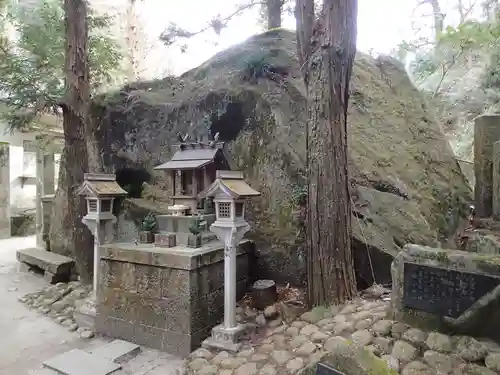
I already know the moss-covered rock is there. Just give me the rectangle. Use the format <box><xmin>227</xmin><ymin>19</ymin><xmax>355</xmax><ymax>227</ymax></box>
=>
<box><xmin>50</xmin><ymin>29</ymin><xmax>471</xmax><ymax>286</ymax></box>
<box><xmin>300</xmin><ymin>339</ymin><xmax>398</xmax><ymax>375</ymax></box>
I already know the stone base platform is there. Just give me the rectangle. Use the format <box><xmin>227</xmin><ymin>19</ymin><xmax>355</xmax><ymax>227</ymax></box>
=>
<box><xmin>17</xmin><ymin>247</ymin><xmax>75</xmax><ymax>284</ymax></box>
<box><xmin>96</xmin><ymin>240</ymin><xmax>254</xmax><ymax>357</ymax></box>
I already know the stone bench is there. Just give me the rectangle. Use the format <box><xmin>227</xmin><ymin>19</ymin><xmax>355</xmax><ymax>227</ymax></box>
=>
<box><xmin>16</xmin><ymin>248</ymin><xmax>75</xmax><ymax>283</ymax></box>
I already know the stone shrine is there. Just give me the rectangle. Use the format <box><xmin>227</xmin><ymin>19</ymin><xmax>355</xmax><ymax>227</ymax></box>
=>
<box><xmin>95</xmin><ymin>143</ymin><xmax>258</xmax><ymax>356</ymax></box>
<box><xmin>153</xmin><ymin>136</ymin><xmax>231</xmax><ymax>247</ymax></box>
<box><xmin>390</xmin><ymin>244</ymin><xmax>500</xmax><ymax>342</ymax></box>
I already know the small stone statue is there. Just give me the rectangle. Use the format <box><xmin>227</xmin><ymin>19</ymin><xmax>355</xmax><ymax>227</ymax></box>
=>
<box><xmin>189</xmin><ymin>214</ymin><xmax>206</xmax><ymax>235</ymax></box>
<box><xmin>141</xmin><ymin>212</ymin><xmax>157</xmax><ymax>232</ymax></box>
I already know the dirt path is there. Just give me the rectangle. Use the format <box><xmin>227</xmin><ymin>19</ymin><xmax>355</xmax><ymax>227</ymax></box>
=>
<box><xmin>0</xmin><ymin>236</ymin><xmax>108</xmax><ymax>374</ymax></box>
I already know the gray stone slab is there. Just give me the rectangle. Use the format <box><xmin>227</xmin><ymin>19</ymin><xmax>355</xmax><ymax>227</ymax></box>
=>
<box><xmin>29</xmin><ymin>368</ymin><xmax>60</xmax><ymax>375</ymax></box>
<box><xmin>90</xmin><ymin>340</ymin><xmax>141</xmax><ymax>363</ymax></box>
<box><xmin>43</xmin><ymin>349</ymin><xmax>121</xmax><ymax>375</ymax></box>
<box><xmin>17</xmin><ymin>247</ymin><xmax>74</xmax><ymax>275</ymax></box>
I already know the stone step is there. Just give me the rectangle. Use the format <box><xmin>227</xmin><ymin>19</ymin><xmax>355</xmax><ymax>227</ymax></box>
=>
<box><xmin>17</xmin><ymin>247</ymin><xmax>75</xmax><ymax>283</ymax></box>
<box><xmin>90</xmin><ymin>339</ymin><xmax>141</xmax><ymax>364</ymax></box>
<box><xmin>29</xmin><ymin>367</ymin><xmax>60</xmax><ymax>375</ymax></box>
<box><xmin>43</xmin><ymin>349</ymin><xmax>121</xmax><ymax>375</ymax></box>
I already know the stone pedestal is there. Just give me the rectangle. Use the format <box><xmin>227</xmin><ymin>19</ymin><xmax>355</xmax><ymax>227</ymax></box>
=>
<box><xmin>0</xmin><ymin>142</ymin><xmax>10</xmax><ymax>239</ymax></box>
<box><xmin>202</xmin><ymin>222</ymin><xmax>250</xmax><ymax>352</ymax></box>
<box><xmin>96</xmin><ymin>240</ymin><xmax>254</xmax><ymax>356</ymax></box>
<box><xmin>474</xmin><ymin>115</ymin><xmax>500</xmax><ymax>217</ymax></box>
<box><xmin>74</xmin><ymin>297</ymin><xmax>97</xmax><ymax>329</ymax></box>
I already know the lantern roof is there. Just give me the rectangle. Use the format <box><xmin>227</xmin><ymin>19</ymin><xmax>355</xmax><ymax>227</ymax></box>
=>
<box><xmin>76</xmin><ymin>173</ymin><xmax>128</xmax><ymax>198</ymax></box>
<box><xmin>199</xmin><ymin>170</ymin><xmax>260</xmax><ymax>199</ymax></box>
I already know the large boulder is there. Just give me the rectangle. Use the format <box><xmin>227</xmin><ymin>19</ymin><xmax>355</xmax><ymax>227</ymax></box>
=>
<box><xmin>50</xmin><ymin>29</ymin><xmax>471</xmax><ymax>287</ymax></box>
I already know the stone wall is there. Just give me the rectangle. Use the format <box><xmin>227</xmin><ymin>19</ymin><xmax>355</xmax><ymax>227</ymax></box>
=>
<box><xmin>96</xmin><ymin>240</ymin><xmax>254</xmax><ymax>356</ymax></box>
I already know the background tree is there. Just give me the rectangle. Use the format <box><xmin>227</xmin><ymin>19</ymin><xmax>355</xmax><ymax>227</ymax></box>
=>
<box><xmin>0</xmin><ymin>0</ymin><xmax>122</xmax><ymax>130</ymax></box>
<box><xmin>296</xmin><ymin>0</ymin><xmax>358</xmax><ymax>306</ymax></box>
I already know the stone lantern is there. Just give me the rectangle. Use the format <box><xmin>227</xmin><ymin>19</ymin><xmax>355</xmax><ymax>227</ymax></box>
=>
<box><xmin>199</xmin><ymin>170</ymin><xmax>260</xmax><ymax>351</ymax></box>
<box><xmin>74</xmin><ymin>173</ymin><xmax>127</xmax><ymax>328</ymax></box>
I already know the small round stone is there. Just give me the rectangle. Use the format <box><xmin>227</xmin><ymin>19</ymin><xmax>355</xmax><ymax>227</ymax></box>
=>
<box><xmin>426</xmin><ymin>332</ymin><xmax>453</xmax><ymax>353</ymax></box>
<box><xmin>289</xmin><ymin>335</ymin><xmax>309</xmax><ymax>349</ymax></box>
<box><xmin>311</xmin><ymin>331</ymin><xmax>329</xmax><ymax>343</ymax></box>
<box><xmin>351</xmin><ymin>330</ymin><xmax>373</xmax><ymax>347</ymax></box>
<box><xmin>296</xmin><ymin>342</ymin><xmax>317</xmax><ymax>356</ymax></box>
<box><xmin>372</xmin><ymin>320</ymin><xmax>394</xmax><ymax>336</ymax></box>
<box><xmin>300</xmin><ymin>324</ymin><xmax>319</xmax><ymax>336</ymax></box>
<box><xmin>355</xmin><ymin>319</ymin><xmax>372</xmax><ymax>331</ymax></box>
<box><xmin>456</xmin><ymin>336</ymin><xmax>488</xmax><ymax>362</ymax></box>
<box><xmin>324</xmin><ymin>336</ymin><xmax>348</xmax><ymax>352</ymax></box>
<box><xmin>402</xmin><ymin>361</ymin><xmax>435</xmax><ymax>375</ymax></box>
<box><xmin>259</xmin><ymin>364</ymin><xmax>277</xmax><ymax>375</ymax></box>
<box><xmin>285</xmin><ymin>327</ymin><xmax>300</xmax><ymax>337</ymax></box>
<box><xmin>190</xmin><ymin>348</ymin><xmax>213</xmax><ymax>359</ymax></box>
<box><xmin>340</xmin><ymin>304</ymin><xmax>357</xmax><ymax>314</ymax></box>
<box><xmin>373</xmin><ymin>337</ymin><xmax>393</xmax><ymax>355</ymax></box>
<box><xmin>189</xmin><ymin>358</ymin><xmax>209</xmax><ymax>371</ymax></box>
<box><xmin>402</xmin><ymin>328</ymin><xmax>428</xmax><ymax>348</ymax></box>
<box><xmin>220</xmin><ymin>357</ymin><xmax>246</xmax><ymax>370</ymax></box>
<box><xmin>485</xmin><ymin>352</ymin><xmax>500</xmax><ymax>372</ymax></box>
<box><xmin>381</xmin><ymin>355</ymin><xmax>400</xmax><ymax>373</ymax></box>
<box><xmin>391</xmin><ymin>340</ymin><xmax>418</xmax><ymax>363</ymax></box>
<box><xmin>199</xmin><ymin>365</ymin><xmax>218</xmax><ymax>375</ymax></box>
<box><xmin>68</xmin><ymin>324</ymin><xmax>78</xmax><ymax>332</ymax></box>
<box><xmin>391</xmin><ymin>322</ymin><xmax>409</xmax><ymax>339</ymax></box>
<box><xmin>286</xmin><ymin>357</ymin><xmax>304</xmax><ymax>372</ymax></box>
<box><xmin>271</xmin><ymin>350</ymin><xmax>292</xmax><ymax>365</ymax></box>
<box><xmin>80</xmin><ymin>330</ymin><xmax>94</xmax><ymax>339</ymax></box>
<box><xmin>212</xmin><ymin>351</ymin><xmax>231</xmax><ymax>365</ymax></box>
<box><xmin>423</xmin><ymin>350</ymin><xmax>461</xmax><ymax>374</ymax></box>
<box><xmin>332</xmin><ymin>322</ymin><xmax>354</xmax><ymax>336</ymax></box>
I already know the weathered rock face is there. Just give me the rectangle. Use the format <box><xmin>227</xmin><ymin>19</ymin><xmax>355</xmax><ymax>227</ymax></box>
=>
<box><xmin>50</xmin><ymin>29</ymin><xmax>471</xmax><ymax>286</ymax></box>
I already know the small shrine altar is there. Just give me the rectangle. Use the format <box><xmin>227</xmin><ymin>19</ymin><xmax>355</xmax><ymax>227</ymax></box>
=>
<box><xmin>153</xmin><ymin>137</ymin><xmax>231</xmax><ymax>246</ymax></box>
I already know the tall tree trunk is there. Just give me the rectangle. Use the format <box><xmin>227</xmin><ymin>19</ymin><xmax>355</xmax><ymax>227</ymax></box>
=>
<box><xmin>60</xmin><ymin>0</ymin><xmax>93</xmax><ymax>283</ymax></box>
<box><xmin>266</xmin><ymin>0</ymin><xmax>282</xmax><ymax>29</ymax></box>
<box><xmin>296</xmin><ymin>0</ymin><xmax>358</xmax><ymax>307</ymax></box>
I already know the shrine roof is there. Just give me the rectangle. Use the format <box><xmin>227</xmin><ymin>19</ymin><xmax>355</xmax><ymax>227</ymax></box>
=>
<box><xmin>76</xmin><ymin>173</ymin><xmax>128</xmax><ymax>197</ymax></box>
<box><xmin>199</xmin><ymin>171</ymin><xmax>260</xmax><ymax>198</ymax></box>
<box><xmin>154</xmin><ymin>142</ymin><xmax>225</xmax><ymax>170</ymax></box>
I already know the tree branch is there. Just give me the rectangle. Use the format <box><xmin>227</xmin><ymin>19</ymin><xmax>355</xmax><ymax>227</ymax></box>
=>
<box><xmin>160</xmin><ymin>0</ymin><xmax>266</xmax><ymax>45</ymax></box>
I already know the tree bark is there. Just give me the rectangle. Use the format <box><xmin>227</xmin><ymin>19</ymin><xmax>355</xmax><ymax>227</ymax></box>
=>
<box><xmin>297</xmin><ymin>0</ymin><xmax>358</xmax><ymax>307</ymax></box>
<box><xmin>295</xmin><ymin>0</ymin><xmax>315</xmax><ymax>80</ymax></box>
<box><xmin>266</xmin><ymin>0</ymin><xmax>282</xmax><ymax>29</ymax></box>
<box><xmin>60</xmin><ymin>0</ymin><xmax>93</xmax><ymax>283</ymax></box>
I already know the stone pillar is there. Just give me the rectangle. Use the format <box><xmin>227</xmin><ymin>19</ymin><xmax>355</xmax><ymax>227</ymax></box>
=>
<box><xmin>474</xmin><ymin>115</ymin><xmax>500</xmax><ymax>217</ymax></box>
<box><xmin>35</xmin><ymin>147</ymin><xmax>43</xmax><ymax>247</ymax></box>
<box><xmin>36</xmin><ymin>146</ymin><xmax>55</xmax><ymax>248</ymax></box>
<box><xmin>0</xmin><ymin>142</ymin><xmax>10</xmax><ymax>239</ymax></box>
<box><xmin>203</xmin><ymin>223</ymin><xmax>250</xmax><ymax>352</ymax></box>
<box><xmin>494</xmin><ymin>141</ymin><xmax>500</xmax><ymax>220</ymax></box>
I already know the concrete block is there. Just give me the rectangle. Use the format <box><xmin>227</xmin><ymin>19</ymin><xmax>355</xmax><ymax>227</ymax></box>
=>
<box><xmin>91</xmin><ymin>339</ymin><xmax>141</xmax><ymax>363</ymax></box>
<box><xmin>43</xmin><ymin>349</ymin><xmax>121</xmax><ymax>375</ymax></box>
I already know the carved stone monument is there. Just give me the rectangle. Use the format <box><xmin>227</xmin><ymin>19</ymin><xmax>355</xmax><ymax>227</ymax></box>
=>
<box><xmin>390</xmin><ymin>244</ymin><xmax>500</xmax><ymax>341</ymax></box>
<box><xmin>74</xmin><ymin>173</ymin><xmax>127</xmax><ymax>328</ymax></box>
<box><xmin>200</xmin><ymin>170</ymin><xmax>261</xmax><ymax>352</ymax></box>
